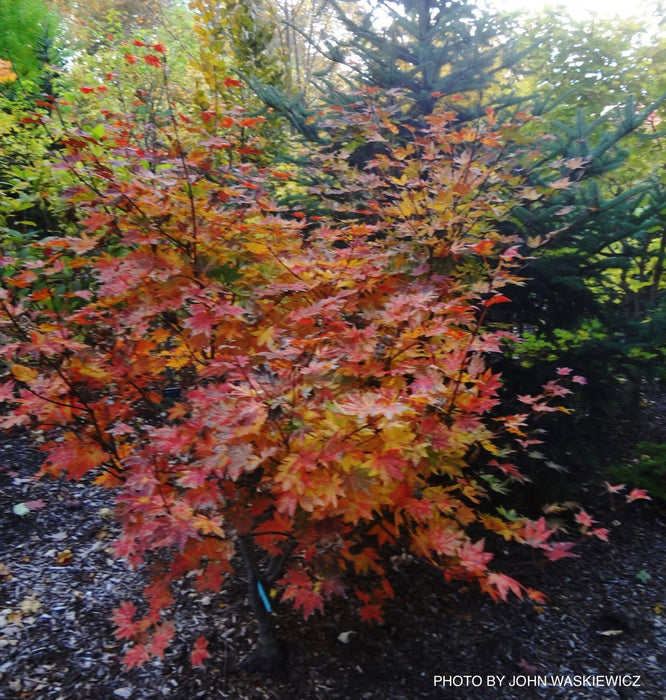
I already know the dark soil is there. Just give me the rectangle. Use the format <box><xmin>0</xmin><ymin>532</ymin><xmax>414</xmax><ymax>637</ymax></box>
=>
<box><xmin>1</xmin><ymin>393</ymin><xmax>666</xmax><ymax>700</ymax></box>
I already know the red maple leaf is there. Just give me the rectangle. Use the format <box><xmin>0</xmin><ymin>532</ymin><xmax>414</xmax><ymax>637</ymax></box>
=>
<box><xmin>281</xmin><ymin>569</ymin><xmax>324</xmax><ymax>618</ymax></box>
<box><xmin>604</xmin><ymin>481</ymin><xmax>626</xmax><ymax>494</ymax></box>
<box><xmin>517</xmin><ymin>394</ymin><xmax>537</xmax><ymax>405</ymax></box>
<box><xmin>543</xmin><ymin>541</ymin><xmax>577</xmax><ymax>562</ymax></box>
<box><xmin>431</xmin><ymin>528</ymin><xmax>462</xmax><ymax>556</ymax></box>
<box><xmin>191</xmin><ymin>635</ymin><xmax>210</xmax><ymax>667</ymax></box>
<box><xmin>318</xmin><ymin>576</ymin><xmax>346</xmax><ymax>600</ymax></box>
<box><xmin>488</xmin><ymin>459</ymin><xmax>526</xmax><ymax>481</ymax></box>
<box><xmin>483</xmin><ymin>294</ymin><xmax>511</xmax><ymax>308</ymax></box>
<box><xmin>123</xmin><ymin>643</ymin><xmax>150</xmax><ymax>669</ymax></box>
<box><xmin>458</xmin><ymin>539</ymin><xmax>493</xmax><ymax>572</ymax></box>
<box><xmin>145</xmin><ymin>579</ymin><xmax>174</xmax><ymax>618</ymax></box>
<box><xmin>195</xmin><ymin>564</ymin><xmax>224</xmax><ymax>593</ymax></box>
<box><xmin>521</xmin><ymin>517</ymin><xmax>553</xmax><ymax>548</ymax></box>
<box><xmin>150</xmin><ymin>621</ymin><xmax>175</xmax><ymax>658</ymax></box>
<box><xmin>575</xmin><ymin>509</ymin><xmax>596</xmax><ymax>528</ymax></box>
<box><xmin>354</xmin><ymin>588</ymin><xmax>371</xmax><ymax>605</ymax></box>
<box><xmin>110</xmin><ymin>600</ymin><xmax>138</xmax><ymax>639</ymax></box>
<box><xmin>0</xmin><ymin>382</ymin><xmax>14</xmax><ymax>401</ymax></box>
<box><xmin>592</xmin><ymin>527</ymin><xmax>609</xmax><ymax>542</ymax></box>
<box><xmin>626</xmin><ymin>488</ymin><xmax>651</xmax><ymax>503</ymax></box>
<box><xmin>359</xmin><ymin>603</ymin><xmax>384</xmax><ymax>624</ymax></box>
<box><xmin>293</xmin><ymin>587</ymin><xmax>324</xmax><ymax>619</ymax></box>
<box><xmin>42</xmin><ymin>431</ymin><xmax>109</xmax><ymax>480</ymax></box>
<box><xmin>486</xmin><ymin>572</ymin><xmax>524</xmax><ymax>602</ymax></box>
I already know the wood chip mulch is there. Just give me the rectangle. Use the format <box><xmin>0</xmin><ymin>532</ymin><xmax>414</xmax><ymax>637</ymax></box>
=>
<box><xmin>1</xmin><ymin>426</ymin><xmax>665</xmax><ymax>700</ymax></box>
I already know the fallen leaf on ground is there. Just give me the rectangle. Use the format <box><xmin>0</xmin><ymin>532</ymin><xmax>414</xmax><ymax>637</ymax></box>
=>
<box><xmin>12</xmin><ymin>503</ymin><xmax>30</xmax><ymax>516</ymax></box>
<box><xmin>25</xmin><ymin>499</ymin><xmax>46</xmax><ymax>510</ymax></box>
<box><xmin>55</xmin><ymin>549</ymin><xmax>73</xmax><ymax>565</ymax></box>
<box><xmin>20</xmin><ymin>597</ymin><xmax>41</xmax><ymax>614</ymax></box>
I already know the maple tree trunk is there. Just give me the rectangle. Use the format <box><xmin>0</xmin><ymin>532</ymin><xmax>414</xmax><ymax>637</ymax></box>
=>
<box><xmin>237</xmin><ymin>536</ymin><xmax>294</xmax><ymax>674</ymax></box>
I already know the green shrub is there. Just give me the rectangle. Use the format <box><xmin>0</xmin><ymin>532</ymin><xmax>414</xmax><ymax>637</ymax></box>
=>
<box><xmin>606</xmin><ymin>442</ymin><xmax>666</xmax><ymax>502</ymax></box>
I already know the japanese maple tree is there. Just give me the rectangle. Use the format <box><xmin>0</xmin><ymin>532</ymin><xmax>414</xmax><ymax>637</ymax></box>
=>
<box><xmin>0</xmin><ymin>81</ymin><xmax>620</xmax><ymax>670</ymax></box>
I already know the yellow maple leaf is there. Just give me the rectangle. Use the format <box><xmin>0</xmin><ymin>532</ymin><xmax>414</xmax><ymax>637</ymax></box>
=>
<box><xmin>381</xmin><ymin>423</ymin><xmax>417</xmax><ymax>451</ymax></box>
<box><xmin>255</xmin><ymin>324</ymin><xmax>277</xmax><ymax>349</ymax></box>
<box><xmin>76</xmin><ymin>364</ymin><xmax>111</xmax><ymax>381</ymax></box>
<box><xmin>193</xmin><ymin>515</ymin><xmax>225</xmax><ymax>537</ymax></box>
<box><xmin>10</xmin><ymin>365</ymin><xmax>38</xmax><ymax>382</ymax></box>
<box><xmin>245</xmin><ymin>241</ymin><xmax>269</xmax><ymax>255</ymax></box>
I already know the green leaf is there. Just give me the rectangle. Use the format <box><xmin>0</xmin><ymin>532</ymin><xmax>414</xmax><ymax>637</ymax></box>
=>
<box><xmin>496</xmin><ymin>506</ymin><xmax>522</xmax><ymax>522</ymax></box>
<box><xmin>635</xmin><ymin>569</ymin><xmax>651</xmax><ymax>584</ymax></box>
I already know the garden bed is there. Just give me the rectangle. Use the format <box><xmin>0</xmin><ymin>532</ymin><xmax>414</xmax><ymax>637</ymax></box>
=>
<box><xmin>1</xmin><ymin>424</ymin><xmax>665</xmax><ymax>699</ymax></box>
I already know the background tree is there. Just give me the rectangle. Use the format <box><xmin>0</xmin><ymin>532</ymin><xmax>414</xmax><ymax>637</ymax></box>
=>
<box><xmin>48</xmin><ymin>0</ymin><xmax>167</xmax><ymax>51</ymax></box>
<box><xmin>260</xmin><ymin>0</ymin><xmax>532</xmax><ymax>130</ymax></box>
<box><xmin>0</xmin><ymin>0</ymin><xmax>60</xmax><ymax>94</ymax></box>
<box><xmin>189</xmin><ymin>0</ymin><xmax>284</xmax><ymax>97</ymax></box>
<box><xmin>497</xmin><ymin>12</ymin><xmax>666</xmax><ymax>419</ymax></box>
<box><xmin>270</xmin><ymin>0</ymin><xmax>341</xmax><ymax>103</ymax></box>
<box><xmin>0</xmin><ymin>1</ymin><xmax>65</xmax><ymax>266</ymax></box>
<box><xmin>186</xmin><ymin>0</ymin><xmax>302</xmax><ymax>150</ymax></box>
<box><xmin>515</xmin><ymin>11</ymin><xmax>660</xmax><ymax>120</ymax></box>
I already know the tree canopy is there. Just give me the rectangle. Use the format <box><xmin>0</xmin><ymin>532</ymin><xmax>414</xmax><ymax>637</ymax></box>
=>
<box><xmin>0</xmin><ymin>0</ymin><xmax>663</xmax><ymax>674</ymax></box>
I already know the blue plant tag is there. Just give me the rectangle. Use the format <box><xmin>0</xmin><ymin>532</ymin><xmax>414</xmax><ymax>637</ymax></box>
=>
<box><xmin>257</xmin><ymin>581</ymin><xmax>272</xmax><ymax>613</ymax></box>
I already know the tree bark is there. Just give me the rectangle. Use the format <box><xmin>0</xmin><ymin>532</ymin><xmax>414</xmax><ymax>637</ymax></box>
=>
<box><xmin>237</xmin><ymin>535</ymin><xmax>296</xmax><ymax>674</ymax></box>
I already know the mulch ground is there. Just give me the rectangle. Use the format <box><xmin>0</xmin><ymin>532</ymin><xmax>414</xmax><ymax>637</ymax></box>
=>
<box><xmin>1</xmin><ymin>397</ymin><xmax>666</xmax><ymax>700</ymax></box>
